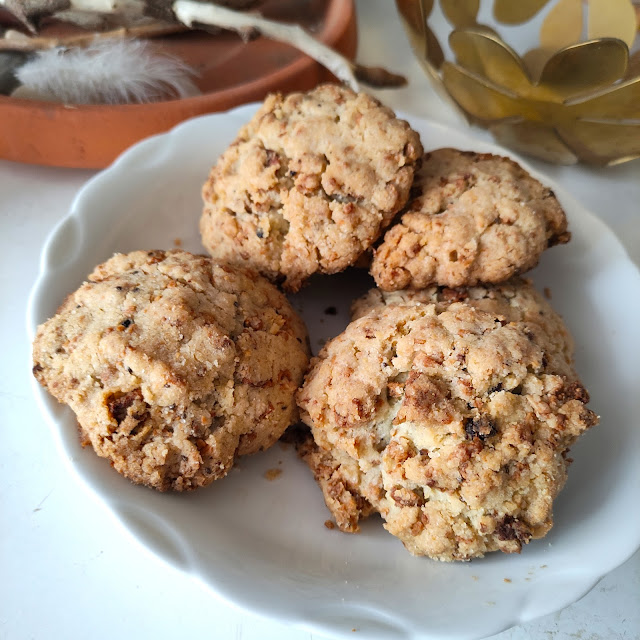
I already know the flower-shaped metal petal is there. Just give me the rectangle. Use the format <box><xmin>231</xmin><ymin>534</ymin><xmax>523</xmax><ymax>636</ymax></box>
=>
<box><xmin>396</xmin><ymin>0</ymin><xmax>444</xmax><ymax>70</ymax></box>
<box><xmin>489</xmin><ymin>121</ymin><xmax>578</xmax><ymax>164</ymax></box>
<box><xmin>441</xmin><ymin>62</ymin><xmax>529</xmax><ymax>120</ymax></box>
<box><xmin>449</xmin><ymin>30</ymin><xmax>629</xmax><ymax>101</ymax></box>
<box><xmin>560</xmin><ymin>121</ymin><xmax>640</xmax><ymax>164</ymax></box>
<box><xmin>398</xmin><ymin>0</ymin><xmax>640</xmax><ymax>164</ymax></box>
<box><xmin>493</xmin><ymin>0</ymin><xmax>550</xmax><ymax>24</ymax></box>
<box><xmin>441</xmin><ymin>0</ymin><xmax>479</xmax><ymax>28</ymax></box>
<box><xmin>444</xmin><ymin>27</ymin><xmax>639</xmax><ymax>163</ymax></box>
<box><xmin>567</xmin><ymin>76</ymin><xmax>640</xmax><ymax>119</ymax></box>
<box><xmin>625</xmin><ymin>51</ymin><xmax>640</xmax><ymax>79</ymax></box>
<box><xmin>539</xmin><ymin>39</ymin><xmax>628</xmax><ymax>98</ymax></box>
<box><xmin>588</xmin><ymin>0</ymin><xmax>637</xmax><ymax>47</ymax></box>
<box><xmin>449</xmin><ymin>29</ymin><xmax>532</xmax><ymax>95</ymax></box>
<box><xmin>539</xmin><ymin>0</ymin><xmax>582</xmax><ymax>51</ymax></box>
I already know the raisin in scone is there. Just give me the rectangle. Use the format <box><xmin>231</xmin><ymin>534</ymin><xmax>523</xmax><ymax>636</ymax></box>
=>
<box><xmin>371</xmin><ymin>149</ymin><xmax>570</xmax><ymax>290</ymax></box>
<box><xmin>200</xmin><ymin>83</ymin><xmax>422</xmax><ymax>292</ymax></box>
<box><xmin>296</xmin><ymin>282</ymin><xmax>597</xmax><ymax>561</ymax></box>
<box><xmin>32</xmin><ymin>250</ymin><xmax>309</xmax><ymax>491</ymax></box>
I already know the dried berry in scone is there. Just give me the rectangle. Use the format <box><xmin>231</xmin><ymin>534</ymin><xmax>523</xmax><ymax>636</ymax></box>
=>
<box><xmin>200</xmin><ymin>83</ymin><xmax>423</xmax><ymax>292</ymax></box>
<box><xmin>32</xmin><ymin>250</ymin><xmax>309</xmax><ymax>491</ymax></box>
<box><xmin>371</xmin><ymin>149</ymin><xmax>570</xmax><ymax>290</ymax></box>
<box><xmin>297</xmin><ymin>281</ymin><xmax>597</xmax><ymax>561</ymax></box>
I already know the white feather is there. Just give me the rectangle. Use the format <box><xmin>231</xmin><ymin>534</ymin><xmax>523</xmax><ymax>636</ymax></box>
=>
<box><xmin>14</xmin><ymin>39</ymin><xmax>200</xmax><ymax>105</ymax></box>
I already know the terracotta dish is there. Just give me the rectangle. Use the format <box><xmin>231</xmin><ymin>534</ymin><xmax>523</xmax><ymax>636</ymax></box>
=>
<box><xmin>0</xmin><ymin>0</ymin><xmax>356</xmax><ymax>169</ymax></box>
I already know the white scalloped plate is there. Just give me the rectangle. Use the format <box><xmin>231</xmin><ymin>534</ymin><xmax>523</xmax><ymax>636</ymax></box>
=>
<box><xmin>27</xmin><ymin>104</ymin><xmax>640</xmax><ymax>640</ymax></box>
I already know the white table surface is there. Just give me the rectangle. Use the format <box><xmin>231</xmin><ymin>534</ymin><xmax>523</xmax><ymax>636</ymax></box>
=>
<box><xmin>1</xmin><ymin>2</ymin><xmax>639</xmax><ymax>639</ymax></box>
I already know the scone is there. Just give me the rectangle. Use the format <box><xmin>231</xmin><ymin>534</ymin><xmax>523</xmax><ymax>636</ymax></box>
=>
<box><xmin>200</xmin><ymin>83</ymin><xmax>423</xmax><ymax>292</ymax></box>
<box><xmin>371</xmin><ymin>149</ymin><xmax>570</xmax><ymax>290</ymax></box>
<box><xmin>296</xmin><ymin>281</ymin><xmax>597</xmax><ymax>561</ymax></box>
<box><xmin>32</xmin><ymin>250</ymin><xmax>309</xmax><ymax>491</ymax></box>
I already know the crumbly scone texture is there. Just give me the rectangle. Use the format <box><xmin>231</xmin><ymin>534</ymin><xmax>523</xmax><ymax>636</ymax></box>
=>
<box><xmin>32</xmin><ymin>250</ymin><xmax>309</xmax><ymax>491</ymax></box>
<box><xmin>297</xmin><ymin>283</ymin><xmax>597</xmax><ymax>561</ymax></box>
<box><xmin>371</xmin><ymin>149</ymin><xmax>570</xmax><ymax>290</ymax></box>
<box><xmin>292</xmin><ymin>425</ymin><xmax>376</xmax><ymax>533</ymax></box>
<box><xmin>200</xmin><ymin>83</ymin><xmax>423</xmax><ymax>292</ymax></box>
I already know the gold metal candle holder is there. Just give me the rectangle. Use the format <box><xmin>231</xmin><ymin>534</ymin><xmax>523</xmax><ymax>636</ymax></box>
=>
<box><xmin>396</xmin><ymin>0</ymin><xmax>640</xmax><ymax>165</ymax></box>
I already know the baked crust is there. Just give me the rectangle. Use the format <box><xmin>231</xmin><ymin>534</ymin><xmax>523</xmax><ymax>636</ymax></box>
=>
<box><xmin>200</xmin><ymin>84</ymin><xmax>422</xmax><ymax>291</ymax></box>
<box><xmin>297</xmin><ymin>280</ymin><xmax>597</xmax><ymax>560</ymax></box>
<box><xmin>32</xmin><ymin>250</ymin><xmax>309</xmax><ymax>491</ymax></box>
<box><xmin>371</xmin><ymin>149</ymin><xmax>569</xmax><ymax>290</ymax></box>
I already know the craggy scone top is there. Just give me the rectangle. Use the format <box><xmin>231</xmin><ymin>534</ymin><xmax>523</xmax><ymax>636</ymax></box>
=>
<box><xmin>371</xmin><ymin>149</ymin><xmax>570</xmax><ymax>290</ymax></box>
<box><xmin>297</xmin><ymin>280</ymin><xmax>597</xmax><ymax>561</ymax></box>
<box><xmin>200</xmin><ymin>84</ymin><xmax>422</xmax><ymax>291</ymax></box>
<box><xmin>33</xmin><ymin>250</ymin><xmax>309</xmax><ymax>491</ymax></box>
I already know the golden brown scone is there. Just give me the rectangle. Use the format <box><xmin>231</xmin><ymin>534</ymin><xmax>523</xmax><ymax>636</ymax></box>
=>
<box><xmin>297</xmin><ymin>282</ymin><xmax>597</xmax><ymax>561</ymax></box>
<box><xmin>371</xmin><ymin>149</ymin><xmax>570</xmax><ymax>290</ymax></box>
<box><xmin>33</xmin><ymin>250</ymin><xmax>309</xmax><ymax>491</ymax></box>
<box><xmin>200</xmin><ymin>84</ymin><xmax>422</xmax><ymax>292</ymax></box>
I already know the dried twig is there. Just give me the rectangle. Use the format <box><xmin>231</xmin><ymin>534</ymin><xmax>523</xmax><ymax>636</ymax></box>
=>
<box><xmin>0</xmin><ymin>22</ymin><xmax>186</xmax><ymax>50</ymax></box>
<box><xmin>172</xmin><ymin>0</ymin><xmax>360</xmax><ymax>91</ymax></box>
<box><xmin>354</xmin><ymin>64</ymin><xmax>407</xmax><ymax>88</ymax></box>
<box><xmin>0</xmin><ymin>0</ymin><xmax>184</xmax><ymax>50</ymax></box>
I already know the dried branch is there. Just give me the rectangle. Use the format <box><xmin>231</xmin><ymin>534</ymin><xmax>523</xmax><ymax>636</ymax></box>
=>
<box><xmin>0</xmin><ymin>0</ymin><xmax>184</xmax><ymax>50</ymax></box>
<box><xmin>0</xmin><ymin>21</ymin><xmax>185</xmax><ymax>50</ymax></box>
<box><xmin>354</xmin><ymin>64</ymin><xmax>407</xmax><ymax>88</ymax></box>
<box><xmin>172</xmin><ymin>0</ymin><xmax>360</xmax><ymax>91</ymax></box>
<box><xmin>143</xmin><ymin>0</ymin><xmax>263</xmax><ymax>23</ymax></box>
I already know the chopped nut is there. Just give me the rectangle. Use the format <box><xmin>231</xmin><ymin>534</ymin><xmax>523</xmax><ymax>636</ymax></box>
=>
<box><xmin>390</xmin><ymin>485</ymin><xmax>424</xmax><ymax>507</ymax></box>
